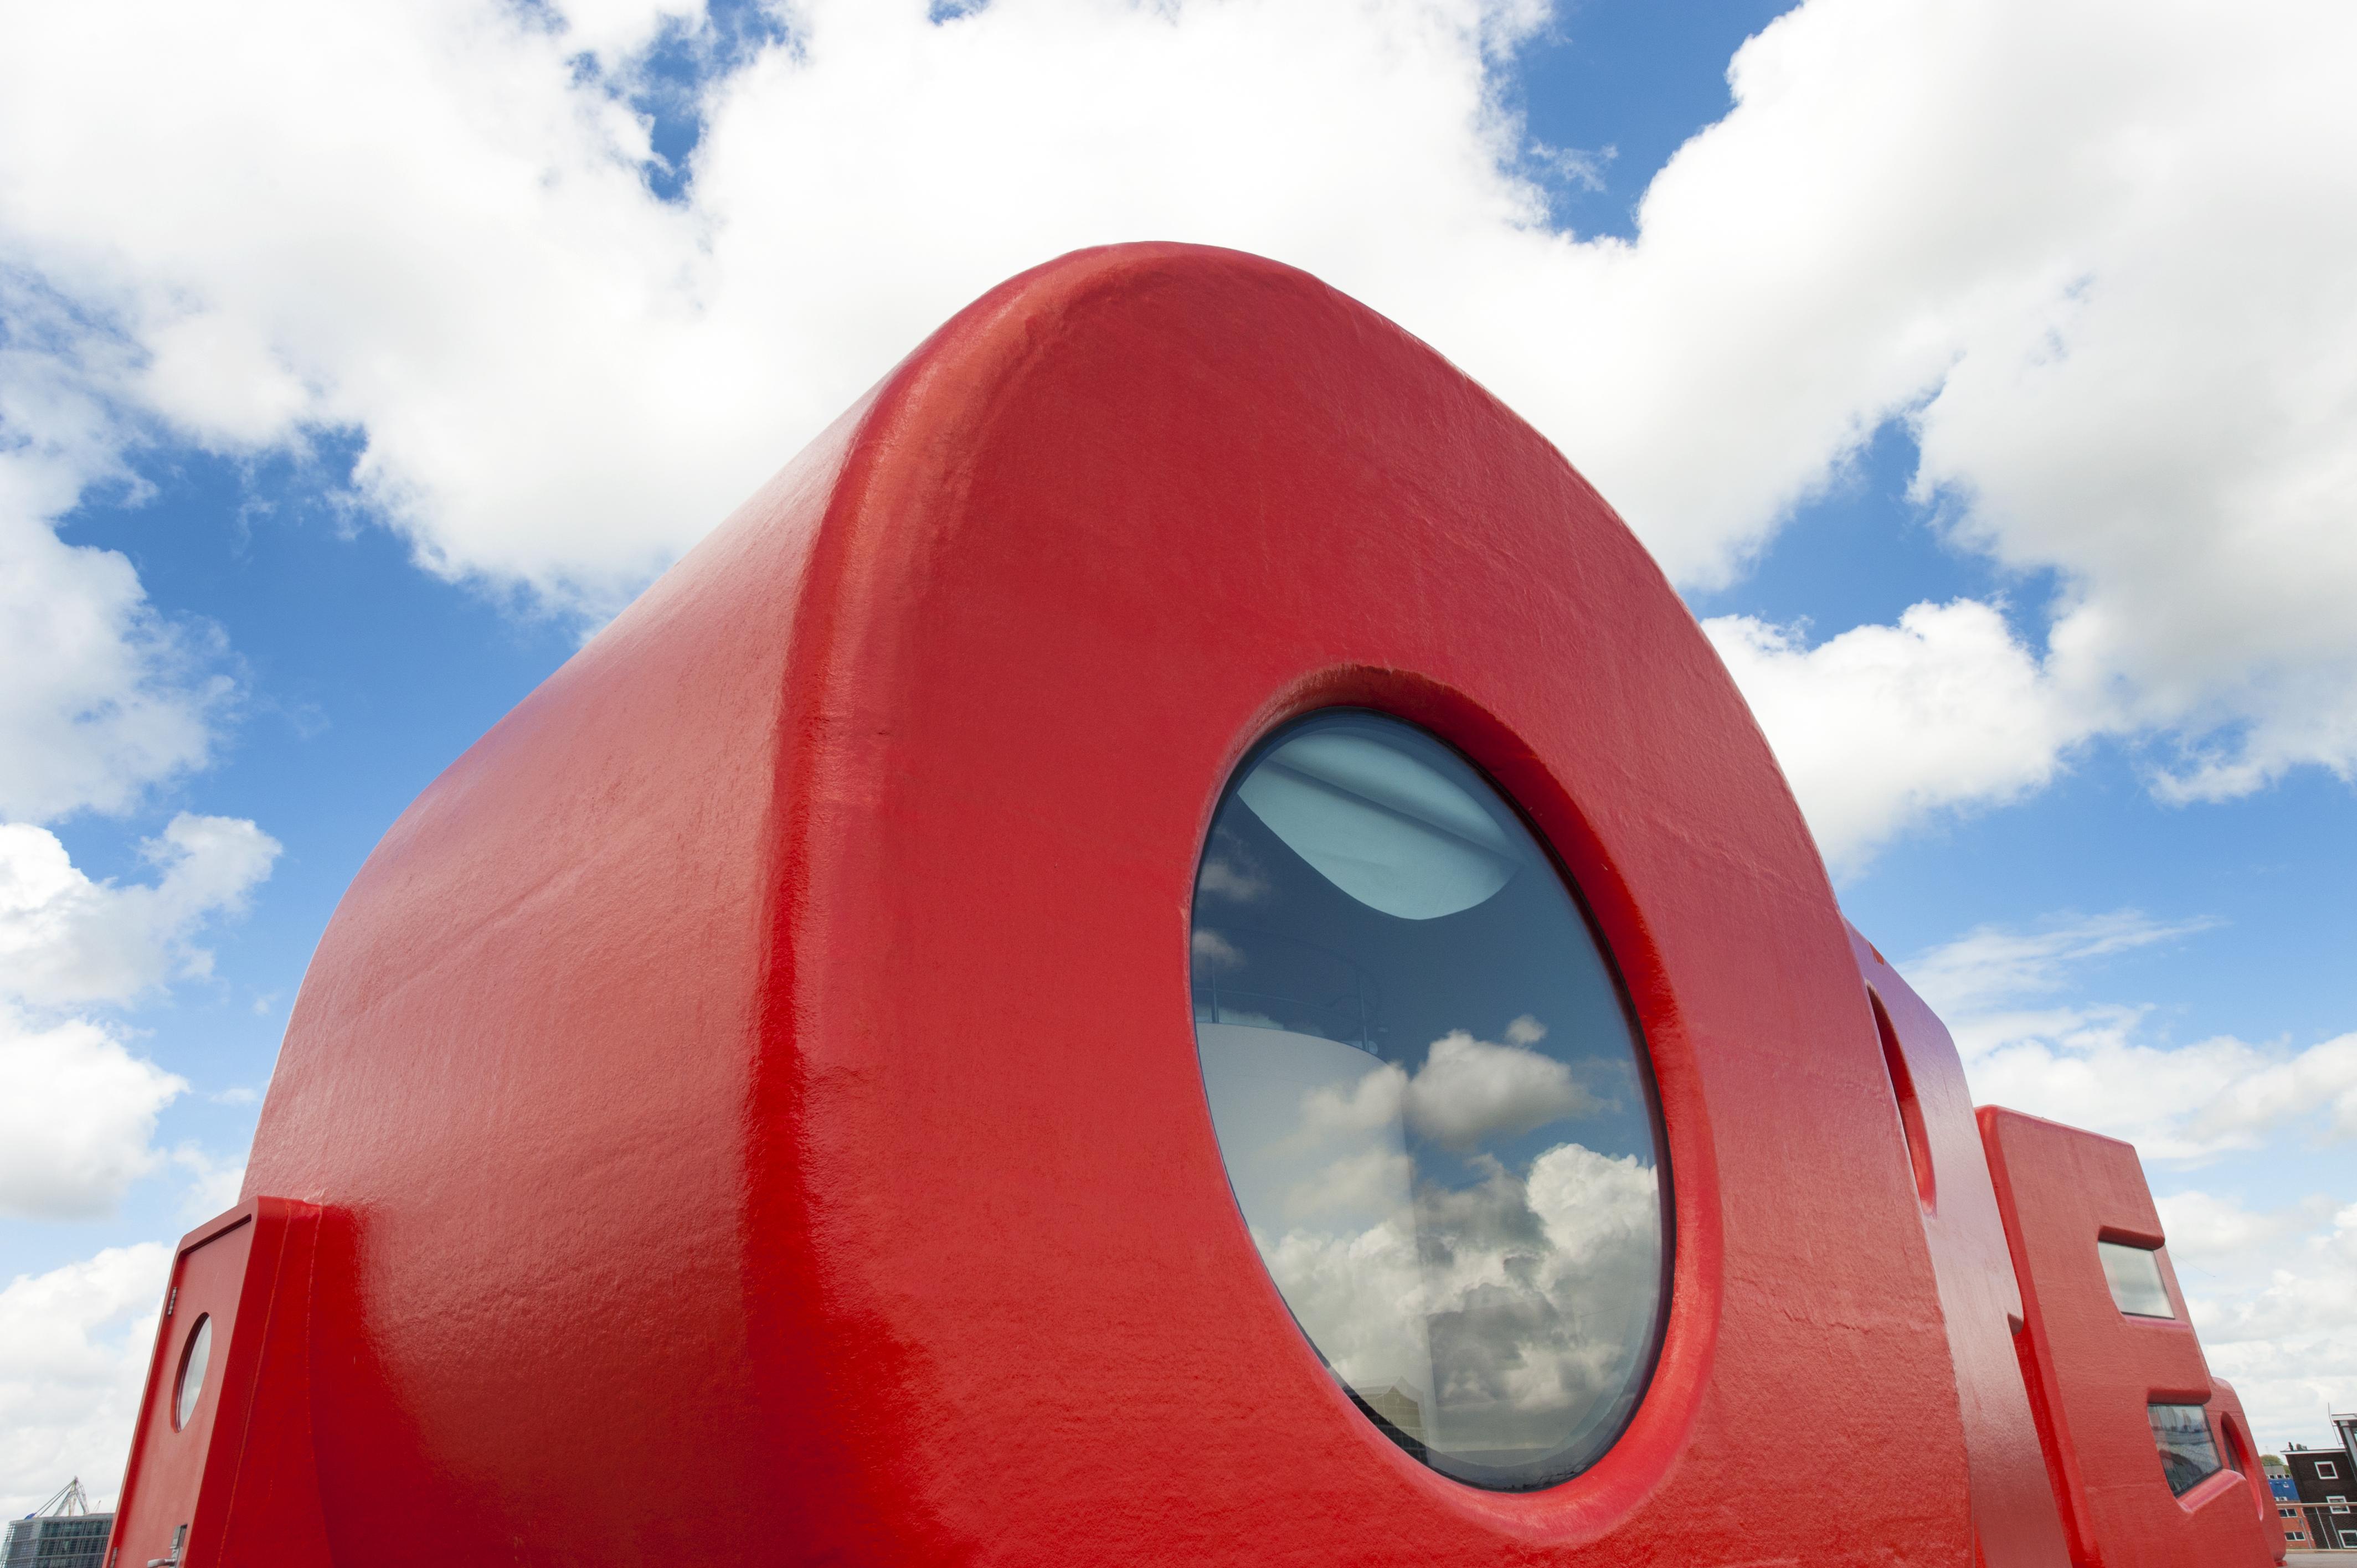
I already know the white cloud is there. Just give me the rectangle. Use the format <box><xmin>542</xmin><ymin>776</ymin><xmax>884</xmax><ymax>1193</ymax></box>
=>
<box><xmin>1704</xmin><ymin>601</ymin><xmax>2088</xmax><ymax>870</ymax></box>
<box><xmin>1294</xmin><ymin>1024</ymin><xmax>1592</xmax><ymax>1152</ymax></box>
<box><xmin>0</xmin><ymin>814</ymin><xmax>281</xmax><ymax>1009</ymax></box>
<box><xmin>0</xmin><ymin>0</ymin><xmax>2351</xmax><ymax>857</ymax></box>
<box><xmin>1402</xmin><ymin>1029</ymin><xmax>1592</xmax><ymax>1149</ymax></box>
<box><xmin>1284</xmin><ymin>1143</ymin><xmax>1414</xmax><ymax>1220</ymax></box>
<box><xmin>0</xmin><ymin>262</ymin><xmax>239</xmax><ymax>828</ymax></box>
<box><xmin>169</xmin><ymin>1146</ymin><xmax>248</xmax><ymax>1223</ymax></box>
<box><xmin>1262</xmin><ymin>1140</ymin><xmax>1661</xmax><ymax>1450</ymax></box>
<box><xmin>0</xmin><ymin>811</ymin><xmax>272</xmax><ymax>1218</ymax></box>
<box><xmin>0</xmin><ymin>1242</ymin><xmax>167</xmax><ymax>1515</ymax></box>
<box><xmin>1902</xmin><ymin>909</ymin><xmax>2215</xmax><ymax>1018</ymax></box>
<box><xmin>1890</xmin><ymin>922</ymin><xmax>2357</xmax><ymax>1448</ymax></box>
<box><xmin>0</xmin><ymin>1010</ymin><xmax>186</xmax><ymax>1220</ymax></box>
<box><xmin>2156</xmin><ymin>1189</ymin><xmax>2323</xmax><ymax>1268</ymax></box>
<box><xmin>2160</xmin><ymin>1194</ymin><xmax>2357</xmax><ymax>1451</ymax></box>
<box><xmin>1967</xmin><ymin>1015</ymin><xmax>2357</xmax><ymax>1164</ymax></box>
<box><xmin>1300</xmin><ymin>1060</ymin><xmax>1408</xmax><ymax>1141</ymax></box>
<box><xmin>0</xmin><ymin>509</ymin><xmax>233</xmax><ymax>827</ymax></box>
<box><xmin>1898</xmin><ymin>912</ymin><xmax>2357</xmax><ymax>1164</ymax></box>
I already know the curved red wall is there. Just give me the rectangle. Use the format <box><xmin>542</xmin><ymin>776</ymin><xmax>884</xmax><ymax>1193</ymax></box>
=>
<box><xmin>239</xmin><ymin>243</ymin><xmax>1974</xmax><ymax>1563</ymax></box>
<box><xmin>1852</xmin><ymin>931</ymin><xmax>2070</xmax><ymax>1566</ymax></box>
<box><xmin>2210</xmin><ymin>1376</ymin><xmax>2289</xmax><ymax>1562</ymax></box>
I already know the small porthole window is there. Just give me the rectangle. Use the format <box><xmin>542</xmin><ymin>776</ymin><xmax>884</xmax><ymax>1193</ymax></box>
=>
<box><xmin>1191</xmin><ymin>710</ymin><xmax>1670</xmax><ymax>1492</ymax></box>
<box><xmin>2098</xmin><ymin>1240</ymin><xmax>2175</xmax><ymax>1318</ymax></box>
<box><xmin>173</xmin><ymin>1314</ymin><xmax>212</xmax><ymax>1431</ymax></box>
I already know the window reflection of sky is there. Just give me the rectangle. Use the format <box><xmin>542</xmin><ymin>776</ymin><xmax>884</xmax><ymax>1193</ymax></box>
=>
<box><xmin>2148</xmin><ymin>1403</ymin><xmax>2224</xmax><ymax>1497</ymax></box>
<box><xmin>1192</xmin><ymin>712</ymin><xmax>1668</xmax><ymax>1492</ymax></box>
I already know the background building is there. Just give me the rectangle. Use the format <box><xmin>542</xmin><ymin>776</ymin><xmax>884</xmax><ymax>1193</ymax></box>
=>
<box><xmin>2284</xmin><ymin>1441</ymin><xmax>2357</xmax><ymax>1550</ymax></box>
<box><xmin>0</xmin><ymin>1481</ymin><xmax>112</xmax><ymax>1568</ymax></box>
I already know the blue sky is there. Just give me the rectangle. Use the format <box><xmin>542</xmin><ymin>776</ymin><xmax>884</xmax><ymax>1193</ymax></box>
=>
<box><xmin>3</xmin><ymin>0</ymin><xmax>2353</xmax><ymax>1506</ymax></box>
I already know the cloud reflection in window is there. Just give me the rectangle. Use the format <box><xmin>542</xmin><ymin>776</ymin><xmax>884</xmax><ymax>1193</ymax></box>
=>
<box><xmin>1193</xmin><ymin>711</ymin><xmax>1668</xmax><ymax>1491</ymax></box>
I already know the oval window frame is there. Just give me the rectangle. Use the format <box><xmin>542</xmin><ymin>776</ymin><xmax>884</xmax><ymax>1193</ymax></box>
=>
<box><xmin>173</xmin><ymin>1313</ymin><xmax>213</xmax><ymax>1432</ymax></box>
<box><xmin>1190</xmin><ymin>705</ymin><xmax>1676</xmax><ymax>1493</ymax></box>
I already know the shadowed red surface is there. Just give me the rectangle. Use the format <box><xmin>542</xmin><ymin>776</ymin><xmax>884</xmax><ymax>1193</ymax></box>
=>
<box><xmin>226</xmin><ymin>243</ymin><xmax>1975</xmax><ymax>1563</ymax></box>
<box><xmin>1852</xmin><ymin>931</ymin><xmax>2071</xmax><ymax>1566</ymax></box>
<box><xmin>111</xmin><ymin>1200</ymin><xmax>328</xmax><ymax>1567</ymax></box>
<box><xmin>1981</xmin><ymin>1108</ymin><xmax>2277</xmax><ymax>1567</ymax></box>
<box><xmin>2209</xmin><ymin>1376</ymin><xmax>2289</xmax><ymax>1563</ymax></box>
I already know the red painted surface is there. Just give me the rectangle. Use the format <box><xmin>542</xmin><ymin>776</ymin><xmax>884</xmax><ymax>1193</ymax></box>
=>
<box><xmin>1979</xmin><ymin>1108</ymin><xmax>2274</xmax><ymax>1567</ymax></box>
<box><xmin>1850</xmin><ymin>930</ymin><xmax>2071</xmax><ymax>1566</ymax></box>
<box><xmin>225</xmin><ymin>243</ymin><xmax>1979</xmax><ymax>1562</ymax></box>
<box><xmin>2209</xmin><ymin>1377</ymin><xmax>2289</xmax><ymax>1562</ymax></box>
<box><xmin>110</xmin><ymin>1199</ymin><xmax>329</xmax><ymax>1568</ymax></box>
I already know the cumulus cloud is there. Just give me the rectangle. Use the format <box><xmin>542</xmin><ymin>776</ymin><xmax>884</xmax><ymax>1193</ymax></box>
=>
<box><xmin>1402</xmin><ymin>1027</ymin><xmax>1592</xmax><ymax>1149</ymax></box>
<box><xmin>0</xmin><ymin>0</ymin><xmax>2348</xmax><ymax>867</ymax></box>
<box><xmin>1705</xmin><ymin>601</ymin><xmax>2089</xmax><ymax>869</ymax></box>
<box><xmin>1284</xmin><ymin>1143</ymin><xmax>1415</xmax><ymax>1221</ymax></box>
<box><xmin>1263</xmin><ymin>1139</ymin><xmax>1662</xmax><ymax>1457</ymax></box>
<box><xmin>0</xmin><ymin>812</ymin><xmax>273</xmax><ymax>1219</ymax></box>
<box><xmin>1295</xmin><ymin>1024</ymin><xmax>1591</xmax><ymax>1151</ymax></box>
<box><xmin>0</xmin><ymin>508</ymin><xmax>233</xmax><ymax>827</ymax></box>
<box><xmin>0</xmin><ymin>1242</ymin><xmax>168</xmax><ymax>1514</ymax></box>
<box><xmin>0</xmin><ymin>814</ymin><xmax>281</xmax><ymax>1008</ymax></box>
<box><xmin>0</xmin><ymin>1010</ymin><xmax>187</xmax><ymax>1219</ymax></box>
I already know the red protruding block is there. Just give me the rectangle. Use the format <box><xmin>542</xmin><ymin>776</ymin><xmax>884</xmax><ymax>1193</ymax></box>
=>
<box><xmin>2208</xmin><ymin>1376</ymin><xmax>2289</xmax><ymax>1562</ymax></box>
<box><xmin>110</xmin><ymin>1198</ymin><xmax>331</xmax><ymax>1568</ymax></box>
<box><xmin>1979</xmin><ymin>1108</ymin><xmax>2274</xmax><ymax>1567</ymax></box>
<box><xmin>1851</xmin><ymin>931</ymin><xmax>2069</xmax><ymax>1566</ymax></box>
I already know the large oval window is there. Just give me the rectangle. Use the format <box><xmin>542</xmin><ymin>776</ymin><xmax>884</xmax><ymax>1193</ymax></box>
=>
<box><xmin>1192</xmin><ymin>710</ymin><xmax>1669</xmax><ymax>1491</ymax></box>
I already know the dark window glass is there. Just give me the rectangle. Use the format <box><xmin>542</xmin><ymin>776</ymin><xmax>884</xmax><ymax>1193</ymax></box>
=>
<box><xmin>2098</xmin><ymin>1240</ymin><xmax>2175</xmax><ymax>1318</ymax></box>
<box><xmin>1191</xmin><ymin>711</ymin><xmax>1669</xmax><ymax>1492</ymax></box>
<box><xmin>2150</xmin><ymin>1402</ymin><xmax>2224</xmax><ymax>1495</ymax></box>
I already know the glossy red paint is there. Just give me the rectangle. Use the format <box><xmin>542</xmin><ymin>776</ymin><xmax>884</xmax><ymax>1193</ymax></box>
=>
<box><xmin>1851</xmin><ymin>930</ymin><xmax>2071</xmax><ymax>1566</ymax></box>
<box><xmin>110</xmin><ymin>1199</ymin><xmax>330</xmax><ymax>1568</ymax></box>
<box><xmin>1979</xmin><ymin>1108</ymin><xmax>2274</xmax><ymax>1567</ymax></box>
<box><xmin>2209</xmin><ymin>1377</ymin><xmax>2289</xmax><ymax>1563</ymax></box>
<box><xmin>225</xmin><ymin>244</ymin><xmax>1974</xmax><ymax>1563</ymax></box>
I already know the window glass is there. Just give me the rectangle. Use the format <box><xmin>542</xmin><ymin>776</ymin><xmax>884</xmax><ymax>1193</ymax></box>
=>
<box><xmin>1192</xmin><ymin>711</ymin><xmax>1669</xmax><ymax>1492</ymax></box>
<box><xmin>2149</xmin><ymin>1403</ymin><xmax>2224</xmax><ymax>1496</ymax></box>
<box><xmin>174</xmin><ymin>1314</ymin><xmax>212</xmax><ymax>1431</ymax></box>
<box><xmin>2099</xmin><ymin>1240</ymin><xmax>2175</xmax><ymax>1318</ymax></box>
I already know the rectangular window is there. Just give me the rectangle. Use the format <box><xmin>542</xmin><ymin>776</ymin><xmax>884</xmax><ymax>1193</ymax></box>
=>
<box><xmin>2341</xmin><ymin>1531</ymin><xmax>2357</xmax><ymax>1548</ymax></box>
<box><xmin>2322</xmin><ymin>1461</ymin><xmax>2341</xmax><ymax>1478</ymax></box>
<box><xmin>2098</xmin><ymin>1241</ymin><xmax>2175</xmax><ymax>1317</ymax></box>
<box><xmin>2148</xmin><ymin>1403</ymin><xmax>2223</xmax><ymax>1497</ymax></box>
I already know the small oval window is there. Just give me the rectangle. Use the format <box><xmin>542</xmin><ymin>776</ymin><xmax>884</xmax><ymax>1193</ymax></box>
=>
<box><xmin>174</xmin><ymin>1314</ymin><xmax>212</xmax><ymax>1431</ymax></box>
<box><xmin>1192</xmin><ymin>710</ymin><xmax>1669</xmax><ymax>1492</ymax></box>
